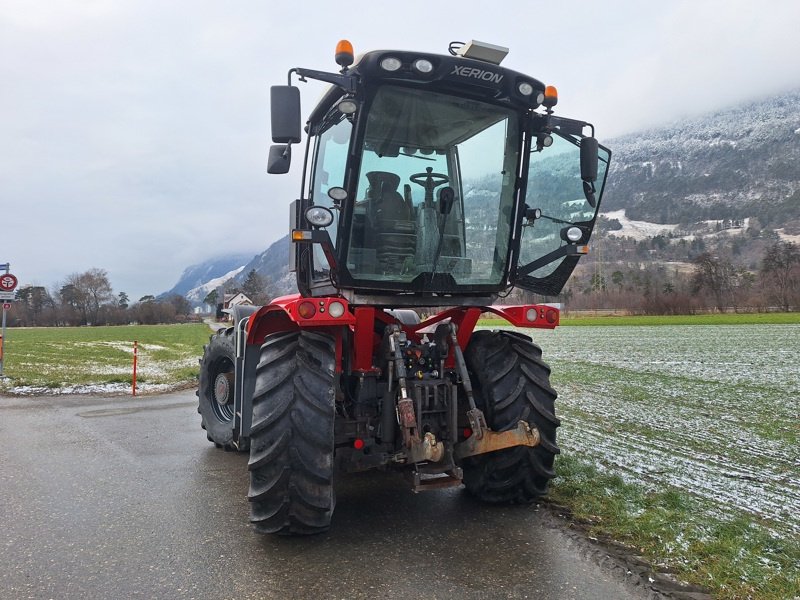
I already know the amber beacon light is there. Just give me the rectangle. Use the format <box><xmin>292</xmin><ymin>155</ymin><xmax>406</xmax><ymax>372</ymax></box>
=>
<box><xmin>335</xmin><ymin>40</ymin><xmax>354</xmax><ymax>68</ymax></box>
<box><xmin>543</xmin><ymin>85</ymin><xmax>558</xmax><ymax>108</ymax></box>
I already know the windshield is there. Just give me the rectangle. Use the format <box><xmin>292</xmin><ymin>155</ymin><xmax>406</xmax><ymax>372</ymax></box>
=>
<box><xmin>345</xmin><ymin>86</ymin><xmax>520</xmax><ymax>288</ymax></box>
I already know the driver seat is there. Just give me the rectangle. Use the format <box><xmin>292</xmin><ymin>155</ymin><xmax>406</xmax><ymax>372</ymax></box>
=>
<box><xmin>365</xmin><ymin>171</ymin><xmax>416</xmax><ymax>273</ymax></box>
<box><xmin>366</xmin><ymin>171</ymin><xmax>412</xmax><ymax>224</ymax></box>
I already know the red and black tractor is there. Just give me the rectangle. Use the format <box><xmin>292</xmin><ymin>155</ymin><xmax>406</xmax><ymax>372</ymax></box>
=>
<box><xmin>197</xmin><ymin>40</ymin><xmax>610</xmax><ymax>535</ymax></box>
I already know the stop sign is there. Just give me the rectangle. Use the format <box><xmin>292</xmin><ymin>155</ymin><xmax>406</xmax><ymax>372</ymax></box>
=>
<box><xmin>0</xmin><ymin>274</ymin><xmax>17</xmax><ymax>291</ymax></box>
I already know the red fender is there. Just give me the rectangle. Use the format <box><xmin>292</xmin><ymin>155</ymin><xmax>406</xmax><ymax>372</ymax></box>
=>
<box><xmin>245</xmin><ymin>294</ymin><xmax>355</xmax><ymax>374</ymax></box>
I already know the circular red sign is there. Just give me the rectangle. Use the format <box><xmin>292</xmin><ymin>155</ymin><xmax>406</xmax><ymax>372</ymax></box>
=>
<box><xmin>3</xmin><ymin>303</ymin><xmax>10</xmax><ymax>310</ymax></box>
<box><xmin>0</xmin><ymin>274</ymin><xmax>17</xmax><ymax>291</ymax></box>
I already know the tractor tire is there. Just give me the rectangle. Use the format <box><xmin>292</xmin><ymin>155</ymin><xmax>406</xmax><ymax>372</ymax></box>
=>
<box><xmin>461</xmin><ymin>329</ymin><xmax>560</xmax><ymax>503</ymax></box>
<box><xmin>197</xmin><ymin>328</ymin><xmax>241</xmax><ymax>450</ymax></box>
<box><xmin>247</xmin><ymin>330</ymin><xmax>336</xmax><ymax>535</ymax></box>
<box><xmin>386</xmin><ymin>309</ymin><xmax>421</xmax><ymax>325</ymax></box>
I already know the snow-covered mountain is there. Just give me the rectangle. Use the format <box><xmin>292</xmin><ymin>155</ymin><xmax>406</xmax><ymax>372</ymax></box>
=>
<box><xmin>159</xmin><ymin>253</ymin><xmax>253</xmax><ymax>302</ymax></box>
<box><xmin>230</xmin><ymin>234</ymin><xmax>295</xmax><ymax>295</ymax></box>
<box><xmin>165</xmin><ymin>89</ymin><xmax>800</xmax><ymax>302</ymax></box>
<box><xmin>184</xmin><ymin>265</ymin><xmax>246</xmax><ymax>305</ymax></box>
<box><xmin>603</xmin><ymin>89</ymin><xmax>800</xmax><ymax>227</ymax></box>
<box><xmin>160</xmin><ymin>237</ymin><xmax>296</xmax><ymax>307</ymax></box>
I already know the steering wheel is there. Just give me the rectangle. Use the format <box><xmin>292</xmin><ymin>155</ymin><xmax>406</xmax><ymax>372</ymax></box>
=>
<box><xmin>410</xmin><ymin>168</ymin><xmax>449</xmax><ymax>187</ymax></box>
<box><xmin>410</xmin><ymin>167</ymin><xmax>450</xmax><ymax>208</ymax></box>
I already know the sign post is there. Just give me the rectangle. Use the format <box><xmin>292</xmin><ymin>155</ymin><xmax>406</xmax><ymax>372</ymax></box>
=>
<box><xmin>0</xmin><ymin>263</ymin><xmax>16</xmax><ymax>378</ymax></box>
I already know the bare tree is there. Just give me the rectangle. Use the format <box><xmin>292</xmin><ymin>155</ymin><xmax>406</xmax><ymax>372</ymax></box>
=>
<box><xmin>132</xmin><ymin>298</ymin><xmax>176</xmax><ymax>324</ymax></box>
<box><xmin>691</xmin><ymin>253</ymin><xmax>750</xmax><ymax>312</ymax></box>
<box><xmin>62</xmin><ymin>268</ymin><xmax>114</xmax><ymax>324</ymax></box>
<box><xmin>166</xmin><ymin>294</ymin><xmax>192</xmax><ymax>316</ymax></box>
<box><xmin>760</xmin><ymin>241</ymin><xmax>800</xmax><ymax>311</ymax></box>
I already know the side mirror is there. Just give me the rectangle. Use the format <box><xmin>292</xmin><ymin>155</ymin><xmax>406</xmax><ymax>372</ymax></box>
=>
<box><xmin>270</xmin><ymin>86</ymin><xmax>301</xmax><ymax>144</ymax></box>
<box><xmin>580</xmin><ymin>137</ymin><xmax>599</xmax><ymax>182</ymax></box>
<box><xmin>267</xmin><ymin>145</ymin><xmax>291</xmax><ymax>174</ymax></box>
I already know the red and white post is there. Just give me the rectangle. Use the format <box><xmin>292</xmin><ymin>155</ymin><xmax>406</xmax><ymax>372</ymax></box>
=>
<box><xmin>132</xmin><ymin>340</ymin><xmax>138</xmax><ymax>396</ymax></box>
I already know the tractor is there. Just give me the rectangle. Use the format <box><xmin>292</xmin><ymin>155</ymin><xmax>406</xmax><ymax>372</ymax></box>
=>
<box><xmin>197</xmin><ymin>40</ymin><xmax>610</xmax><ymax>535</ymax></box>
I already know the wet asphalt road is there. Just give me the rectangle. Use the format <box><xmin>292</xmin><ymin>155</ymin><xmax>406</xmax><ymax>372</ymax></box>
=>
<box><xmin>0</xmin><ymin>391</ymin><xmax>649</xmax><ymax>600</ymax></box>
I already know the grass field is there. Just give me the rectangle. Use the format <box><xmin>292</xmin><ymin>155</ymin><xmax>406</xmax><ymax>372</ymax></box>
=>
<box><xmin>0</xmin><ymin>324</ymin><xmax>211</xmax><ymax>394</ymax></box>
<box><xmin>497</xmin><ymin>322</ymin><xmax>800</xmax><ymax>599</ymax></box>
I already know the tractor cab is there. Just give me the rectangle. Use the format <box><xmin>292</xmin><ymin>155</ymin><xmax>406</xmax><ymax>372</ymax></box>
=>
<box><xmin>270</xmin><ymin>40</ymin><xmax>610</xmax><ymax>305</ymax></box>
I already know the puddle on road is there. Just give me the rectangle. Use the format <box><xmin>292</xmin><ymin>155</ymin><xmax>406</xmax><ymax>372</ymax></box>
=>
<box><xmin>78</xmin><ymin>401</ymin><xmax>196</xmax><ymax>418</ymax></box>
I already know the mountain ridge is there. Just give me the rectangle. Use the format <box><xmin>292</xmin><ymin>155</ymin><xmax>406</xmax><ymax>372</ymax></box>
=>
<box><xmin>603</xmin><ymin>88</ymin><xmax>800</xmax><ymax>226</ymax></box>
<box><xmin>163</xmin><ymin>89</ymin><xmax>800</xmax><ymax>303</ymax></box>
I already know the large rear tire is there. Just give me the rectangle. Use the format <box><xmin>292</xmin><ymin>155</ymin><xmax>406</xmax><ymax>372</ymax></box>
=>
<box><xmin>247</xmin><ymin>330</ymin><xmax>336</xmax><ymax>535</ymax></box>
<box><xmin>461</xmin><ymin>330</ymin><xmax>560</xmax><ymax>503</ymax></box>
<box><xmin>197</xmin><ymin>328</ymin><xmax>239</xmax><ymax>450</ymax></box>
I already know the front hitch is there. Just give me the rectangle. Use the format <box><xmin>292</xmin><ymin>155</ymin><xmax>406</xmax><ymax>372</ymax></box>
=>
<box><xmin>454</xmin><ymin>420</ymin><xmax>540</xmax><ymax>461</ymax></box>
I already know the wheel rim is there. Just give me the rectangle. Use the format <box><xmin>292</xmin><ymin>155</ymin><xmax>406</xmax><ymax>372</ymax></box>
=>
<box><xmin>211</xmin><ymin>365</ymin><xmax>235</xmax><ymax>422</ymax></box>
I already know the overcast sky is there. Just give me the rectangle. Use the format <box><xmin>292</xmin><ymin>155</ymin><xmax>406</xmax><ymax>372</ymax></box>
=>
<box><xmin>2</xmin><ymin>0</ymin><xmax>799</xmax><ymax>301</ymax></box>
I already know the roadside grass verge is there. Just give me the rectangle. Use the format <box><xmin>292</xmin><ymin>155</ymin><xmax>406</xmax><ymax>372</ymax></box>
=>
<box><xmin>549</xmin><ymin>455</ymin><xmax>800</xmax><ymax>600</ymax></box>
<box><xmin>0</xmin><ymin>324</ymin><xmax>211</xmax><ymax>394</ymax></box>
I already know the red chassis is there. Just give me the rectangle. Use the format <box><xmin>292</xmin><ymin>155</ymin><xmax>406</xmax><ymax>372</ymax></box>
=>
<box><xmin>244</xmin><ymin>294</ymin><xmax>559</xmax><ymax>373</ymax></box>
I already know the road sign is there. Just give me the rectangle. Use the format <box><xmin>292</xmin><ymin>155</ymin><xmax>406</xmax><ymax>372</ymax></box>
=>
<box><xmin>0</xmin><ymin>273</ymin><xmax>17</xmax><ymax>291</ymax></box>
<box><xmin>0</xmin><ymin>291</ymin><xmax>16</xmax><ymax>301</ymax></box>
<box><xmin>2</xmin><ymin>303</ymin><xmax>10</xmax><ymax>310</ymax></box>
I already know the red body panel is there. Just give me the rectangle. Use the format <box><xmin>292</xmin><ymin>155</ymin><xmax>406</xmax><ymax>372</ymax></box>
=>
<box><xmin>245</xmin><ymin>295</ymin><xmax>558</xmax><ymax>374</ymax></box>
<box><xmin>245</xmin><ymin>294</ymin><xmax>356</xmax><ymax>346</ymax></box>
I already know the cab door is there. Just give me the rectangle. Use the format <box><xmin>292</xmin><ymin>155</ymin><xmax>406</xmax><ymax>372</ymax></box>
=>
<box><xmin>512</xmin><ymin>131</ymin><xmax>611</xmax><ymax>295</ymax></box>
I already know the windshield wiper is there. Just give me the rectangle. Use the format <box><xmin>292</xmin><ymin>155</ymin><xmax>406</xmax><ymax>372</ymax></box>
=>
<box><xmin>399</xmin><ymin>151</ymin><xmax>436</xmax><ymax>161</ymax></box>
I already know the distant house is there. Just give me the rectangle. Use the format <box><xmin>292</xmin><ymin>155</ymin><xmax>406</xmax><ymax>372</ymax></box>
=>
<box><xmin>220</xmin><ymin>293</ymin><xmax>253</xmax><ymax>321</ymax></box>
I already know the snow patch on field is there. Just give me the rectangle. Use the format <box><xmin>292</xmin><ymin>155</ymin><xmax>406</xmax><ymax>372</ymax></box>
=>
<box><xmin>505</xmin><ymin>323</ymin><xmax>800</xmax><ymax>537</ymax></box>
<box><xmin>70</xmin><ymin>341</ymin><xmax>169</xmax><ymax>353</ymax></box>
<box><xmin>10</xmin><ymin>383</ymin><xmax>180</xmax><ymax>396</ymax></box>
<box><xmin>776</xmin><ymin>228</ymin><xmax>800</xmax><ymax>244</ymax></box>
<box><xmin>602</xmin><ymin>209</ymin><xmax>678</xmax><ymax>240</ymax></box>
<box><xmin>0</xmin><ymin>339</ymin><xmax>198</xmax><ymax>395</ymax></box>
<box><xmin>558</xmin><ymin>381</ymin><xmax>800</xmax><ymax>535</ymax></box>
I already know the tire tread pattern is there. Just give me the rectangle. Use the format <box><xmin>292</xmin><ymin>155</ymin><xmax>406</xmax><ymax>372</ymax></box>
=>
<box><xmin>247</xmin><ymin>330</ymin><xmax>336</xmax><ymax>535</ymax></box>
<box><xmin>197</xmin><ymin>328</ymin><xmax>238</xmax><ymax>450</ymax></box>
<box><xmin>461</xmin><ymin>330</ymin><xmax>560</xmax><ymax>503</ymax></box>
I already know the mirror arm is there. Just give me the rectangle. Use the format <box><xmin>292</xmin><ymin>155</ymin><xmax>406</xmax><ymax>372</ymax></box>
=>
<box><xmin>289</xmin><ymin>68</ymin><xmax>357</xmax><ymax>93</ymax></box>
<box><xmin>292</xmin><ymin>230</ymin><xmax>339</xmax><ymax>272</ymax></box>
<box><xmin>548</xmin><ymin>116</ymin><xmax>593</xmax><ymax>137</ymax></box>
<box><xmin>517</xmin><ymin>244</ymin><xmax>588</xmax><ymax>277</ymax></box>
